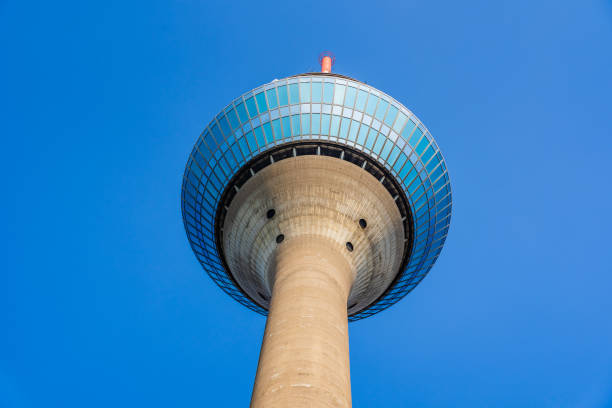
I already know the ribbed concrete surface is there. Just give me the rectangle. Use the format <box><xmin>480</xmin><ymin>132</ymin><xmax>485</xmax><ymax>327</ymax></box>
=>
<box><xmin>250</xmin><ymin>237</ymin><xmax>353</xmax><ymax>408</ymax></box>
<box><xmin>222</xmin><ymin>156</ymin><xmax>404</xmax><ymax>314</ymax></box>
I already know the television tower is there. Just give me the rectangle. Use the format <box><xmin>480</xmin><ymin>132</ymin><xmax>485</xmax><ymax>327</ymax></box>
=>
<box><xmin>181</xmin><ymin>54</ymin><xmax>452</xmax><ymax>407</ymax></box>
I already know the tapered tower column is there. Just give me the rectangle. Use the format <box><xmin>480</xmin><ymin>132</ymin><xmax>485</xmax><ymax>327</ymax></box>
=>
<box><xmin>251</xmin><ymin>237</ymin><xmax>354</xmax><ymax>408</ymax></box>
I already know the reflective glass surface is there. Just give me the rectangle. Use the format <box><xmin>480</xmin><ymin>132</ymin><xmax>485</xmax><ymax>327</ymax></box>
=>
<box><xmin>181</xmin><ymin>74</ymin><xmax>452</xmax><ymax>321</ymax></box>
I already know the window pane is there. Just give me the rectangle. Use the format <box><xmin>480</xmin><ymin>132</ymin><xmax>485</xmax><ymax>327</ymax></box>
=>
<box><xmin>289</xmin><ymin>84</ymin><xmax>300</xmax><ymax>104</ymax></box>
<box><xmin>355</xmin><ymin>90</ymin><xmax>368</xmax><ymax>111</ymax></box>
<box><xmin>384</xmin><ymin>105</ymin><xmax>398</xmax><ymax>127</ymax></box>
<box><xmin>236</xmin><ymin>102</ymin><xmax>249</xmax><ymax>123</ymax></box>
<box><xmin>266</xmin><ymin>88</ymin><xmax>278</xmax><ymax>109</ymax></box>
<box><xmin>299</xmin><ymin>83</ymin><xmax>311</xmax><ymax>103</ymax></box>
<box><xmin>323</xmin><ymin>83</ymin><xmax>334</xmax><ymax>104</ymax></box>
<box><xmin>311</xmin><ymin>82</ymin><xmax>322</xmax><ymax>103</ymax></box>
<box><xmin>344</xmin><ymin>87</ymin><xmax>357</xmax><ymax>108</ymax></box>
<box><xmin>375</xmin><ymin>99</ymin><xmax>389</xmax><ymax>121</ymax></box>
<box><xmin>255</xmin><ymin>92</ymin><xmax>268</xmax><ymax>114</ymax></box>
<box><xmin>245</xmin><ymin>97</ymin><xmax>258</xmax><ymax>118</ymax></box>
<box><xmin>278</xmin><ymin>85</ymin><xmax>289</xmax><ymax>105</ymax></box>
<box><xmin>365</xmin><ymin>95</ymin><xmax>378</xmax><ymax>116</ymax></box>
<box><xmin>333</xmin><ymin>84</ymin><xmax>346</xmax><ymax>105</ymax></box>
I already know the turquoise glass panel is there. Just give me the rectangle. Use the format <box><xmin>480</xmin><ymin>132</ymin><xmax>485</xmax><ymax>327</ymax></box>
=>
<box><xmin>429</xmin><ymin>164</ymin><xmax>444</xmax><ymax>183</ymax></box>
<box><xmin>344</xmin><ymin>87</ymin><xmax>357</xmax><ymax>107</ymax></box>
<box><xmin>355</xmin><ymin>90</ymin><xmax>367</xmax><ymax>111</ymax></box>
<box><xmin>311</xmin><ymin>113</ymin><xmax>321</xmax><ymax>134</ymax></box>
<box><xmin>375</xmin><ymin>99</ymin><xmax>389</xmax><ymax>121</ymax></box>
<box><xmin>203</xmin><ymin>131</ymin><xmax>215</xmax><ymax>150</ymax></box>
<box><xmin>339</xmin><ymin>117</ymin><xmax>350</xmax><ymax>138</ymax></box>
<box><xmin>323</xmin><ymin>83</ymin><xmax>334</xmax><ymax>104</ymax></box>
<box><xmin>277</xmin><ymin>85</ymin><xmax>289</xmax><ymax>105</ymax></box>
<box><xmin>227</xmin><ymin>108</ymin><xmax>240</xmax><ymax>129</ymax></box>
<box><xmin>245</xmin><ymin>97</ymin><xmax>258</xmax><ymax>118</ymax></box>
<box><xmin>404</xmin><ymin>167</ymin><xmax>418</xmax><ymax>186</ymax></box>
<box><xmin>289</xmin><ymin>84</ymin><xmax>299</xmax><ymax>104</ymax></box>
<box><xmin>311</xmin><ymin>82</ymin><xmax>322</xmax><ymax>103</ymax></box>
<box><xmin>263</xmin><ymin>122</ymin><xmax>273</xmax><ymax>143</ymax></box>
<box><xmin>321</xmin><ymin>114</ymin><xmax>331</xmax><ymax>135</ymax></box>
<box><xmin>236</xmin><ymin>102</ymin><xmax>249</xmax><ymax>124</ymax></box>
<box><xmin>348</xmin><ymin>120</ymin><xmax>359</xmax><ymax>141</ymax></box>
<box><xmin>299</xmin><ymin>83</ymin><xmax>310</xmax><ymax>103</ymax></box>
<box><xmin>281</xmin><ymin>116</ymin><xmax>291</xmax><ymax>138</ymax></box>
<box><xmin>255</xmin><ymin>92</ymin><xmax>268</xmax><ymax>113</ymax></box>
<box><xmin>333</xmin><ymin>84</ymin><xmax>346</xmax><ymax>105</ymax></box>
<box><xmin>373</xmin><ymin>133</ymin><xmax>385</xmax><ymax>155</ymax></box>
<box><xmin>266</xmin><ymin>88</ymin><xmax>278</xmax><ymax>109</ymax></box>
<box><xmin>330</xmin><ymin>115</ymin><xmax>340</xmax><ymax>136</ymax></box>
<box><xmin>254</xmin><ymin>126</ymin><xmax>265</xmax><ymax>147</ymax></box>
<box><xmin>301</xmin><ymin>113</ymin><xmax>310</xmax><ymax>134</ymax></box>
<box><xmin>365</xmin><ymin>95</ymin><xmax>378</xmax><ymax>116</ymax></box>
<box><xmin>291</xmin><ymin>114</ymin><xmax>300</xmax><ymax>135</ymax></box>
<box><xmin>385</xmin><ymin>105</ymin><xmax>398</xmax><ymax>127</ymax></box>
<box><xmin>271</xmin><ymin>119</ymin><xmax>282</xmax><ymax>140</ymax></box>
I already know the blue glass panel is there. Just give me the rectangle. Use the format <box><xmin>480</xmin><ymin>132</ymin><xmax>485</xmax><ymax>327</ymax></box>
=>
<box><xmin>426</xmin><ymin>153</ymin><xmax>440</xmax><ymax>173</ymax></box>
<box><xmin>348</xmin><ymin>120</ymin><xmax>359</xmax><ymax>141</ymax></box>
<box><xmin>344</xmin><ymin>87</ymin><xmax>357</xmax><ymax>108</ymax></box>
<box><xmin>339</xmin><ymin>117</ymin><xmax>350</xmax><ymax>139</ymax></box>
<box><xmin>365</xmin><ymin>95</ymin><xmax>378</xmax><ymax>116</ymax></box>
<box><xmin>311</xmin><ymin>113</ymin><xmax>321</xmax><ymax>134</ymax></box>
<box><xmin>254</xmin><ymin>126</ymin><xmax>265</xmax><ymax>147</ymax></box>
<box><xmin>311</xmin><ymin>82</ymin><xmax>322</xmax><ymax>103</ymax></box>
<box><xmin>375</xmin><ymin>99</ymin><xmax>389</xmax><ymax>121</ymax></box>
<box><xmin>380</xmin><ymin>139</ymin><xmax>392</xmax><ymax>160</ymax></box>
<box><xmin>333</xmin><ymin>84</ymin><xmax>346</xmax><ymax>105</ymax></box>
<box><xmin>356</xmin><ymin>124</ymin><xmax>368</xmax><ymax>145</ymax></box>
<box><xmin>393</xmin><ymin>152</ymin><xmax>408</xmax><ymax>173</ymax></box>
<box><xmin>330</xmin><ymin>115</ymin><xmax>340</xmax><ymax>136</ymax></box>
<box><xmin>365</xmin><ymin>128</ymin><xmax>377</xmax><ymax>150</ymax></box>
<box><xmin>301</xmin><ymin>113</ymin><xmax>310</xmax><ymax>134</ymax></box>
<box><xmin>416</xmin><ymin>137</ymin><xmax>429</xmax><ymax>155</ymax></box>
<box><xmin>211</xmin><ymin>124</ymin><xmax>224</xmax><ymax>145</ymax></box>
<box><xmin>433</xmin><ymin>175</ymin><xmax>447</xmax><ymax>192</ymax></box>
<box><xmin>321</xmin><ymin>114</ymin><xmax>330</xmax><ymax>135</ymax></box>
<box><xmin>373</xmin><ymin>134</ymin><xmax>385</xmax><ymax>155</ymax></box>
<box><xmin>410</xmin><ymin>127</ymin><xmax>424</xmax><ymax>147</ymax></box>
<box><xmin>422</xmin><ymin>145</ymin><xmax>435</xmax><ymax>164</ymax></box>
<box><xmin>289</xmin><ymin>84</ymin><xmax>299</xmax><ymax>104</ymax></box>
<box><xmin>245</xmin><ymin>97</ymin><xmax>258</xmax><ymax>118</ymax></box>
<box><xmin>255</xmin><ymin>92</ymin><xmax>268</xmax><ymax>114</ymax></box>
<box><xmin>393</xmin><ymin>111</ymin><xmax>408</xmax><ymax>133</ymax></box>
<box><xmin>281</xmin><ymin>116</ymin><xmax>290</xmax><ymax>138</ymax></box>
<box><xmin>271</xmin><ymin>119</ymin><xmax>282</xmax><ymax>140</ymax></box>
<box><xmin>227</xmin><ymin>109</ymin><xmax>240</xmax><ymax>129</ymax></box>
<box><xmin>323</xmin><ymin>83</ymin><xmax>334</xmax><ymax>104</ymax></box>
<box><xmin>299</xmin><ymin>83</ymin><xmax>310</xmax><ymax>103</ymax></box>
<box><xmin>219</xmin><ymin>115</ymin><xmax>231</xmax><ymax>137</ymax></box>
<box><xmin>429</xmin><ymin>164</ymin><xmax>444</xmax><ymax>184</ymax></box>
<box><xmin>404</xmin><ymin>167</ymin><xmax>418</xmax><ymax>187</ymax></box>
<box><xmin>244</xmin><ymin>131</ymin><xmax>256</xmax><ymax>151</ymax></box>
<box><xmin>277</xmin><ymin>85</ymin><xmax>289</xmax><ymax>105</ymax></box>
<box><xmin>402</xmin><ymin>119</ymin><xmax>417</xmax><ymax>141</ymax></box>
<box><xmin>203</xmin><ymin>131</ymin><xmax>216</xmax><ymax>150</ymax></box>
<box><xmin>236</xmin><ymin>102</ymin><xmax>249</xmax><ymax>124</ymax></box>
<box><xmin>355</xmin><ymin>90</ymin><xmax>368</xmax><ymax>111</ymax></box>
<box><xmin>385</xmin><ymin>105</ymin><xmax>398</xmax><ymax>127</ymax></box>
<box><xmin>266</xmin><ymin>88</ymin><xmax>278</xmax><ymax>109</ymax></box>
<box><xmin>291</xmin><ymin>114</ymin><xmax>300</xmax><ymax>135</ymax></box>
<box><xmin>263</xmin><ymin>122</ymin><xmax>273</xmax><ymax>143</ymax></box>
<box><xmin>389</xmin><ymin>145</ymin><xmax>401</xmax><ymax>166</ymax></box>
<box><xmin>238</xmin><ymin>137</ymin><xmax>250</xmax><ymax>156</ymax></box>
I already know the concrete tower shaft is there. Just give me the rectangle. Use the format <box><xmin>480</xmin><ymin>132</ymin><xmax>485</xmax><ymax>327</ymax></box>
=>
<box><xmin>223</xmin><ymin>156</ymin><xmax>403</xmax><ymax>407</ymax></box>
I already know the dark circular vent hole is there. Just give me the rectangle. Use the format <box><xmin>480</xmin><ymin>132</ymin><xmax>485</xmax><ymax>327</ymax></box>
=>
<box><xmin>276</xmin><ymin>234</ymin><xmax>285</xmax><ymax>244</ymax></box>
<box><xmin>359</xmin><ymin>218</ymin><xmax>367</xmax><ymax>229</ymax></box>
<box><xmin>258</xmin><ymin>291</ymin><xmax>269</xmax><ymax>301</ymax></box>
<box><xmin>266</xmin><ymin>209</ymin><xmax>276</xmax><ymax>219</ymax></box>
<box><xmin>346</xmin><ymin>241</ymin><xmax>354</xmax><ymax>252</ymax></box>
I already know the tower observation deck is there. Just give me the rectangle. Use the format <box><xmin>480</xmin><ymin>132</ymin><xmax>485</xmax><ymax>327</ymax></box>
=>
<box><xmin>181</xmin><ymin>55</ymin><xmax>452</xmax><ymax>407</ymax></box>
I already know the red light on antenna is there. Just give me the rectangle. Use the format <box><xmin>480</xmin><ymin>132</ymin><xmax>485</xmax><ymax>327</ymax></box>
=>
<box><xmin>319</xmin><ymin>51</ymin><xmax>335</xmax><ymax>73</ymax></box>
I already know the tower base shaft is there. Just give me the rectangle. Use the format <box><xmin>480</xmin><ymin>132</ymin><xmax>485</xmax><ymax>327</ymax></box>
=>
<box><xmin>251</xmin><ymin>237</ymin><xmax>354</xmax><ymax>408</ymax></box>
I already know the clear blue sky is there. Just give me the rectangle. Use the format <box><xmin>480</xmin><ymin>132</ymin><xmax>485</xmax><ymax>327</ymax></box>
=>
<box><xmin>2</xmin><ymin>1</ymin><xmax>612</xmax><ymax>407</ymax></box>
